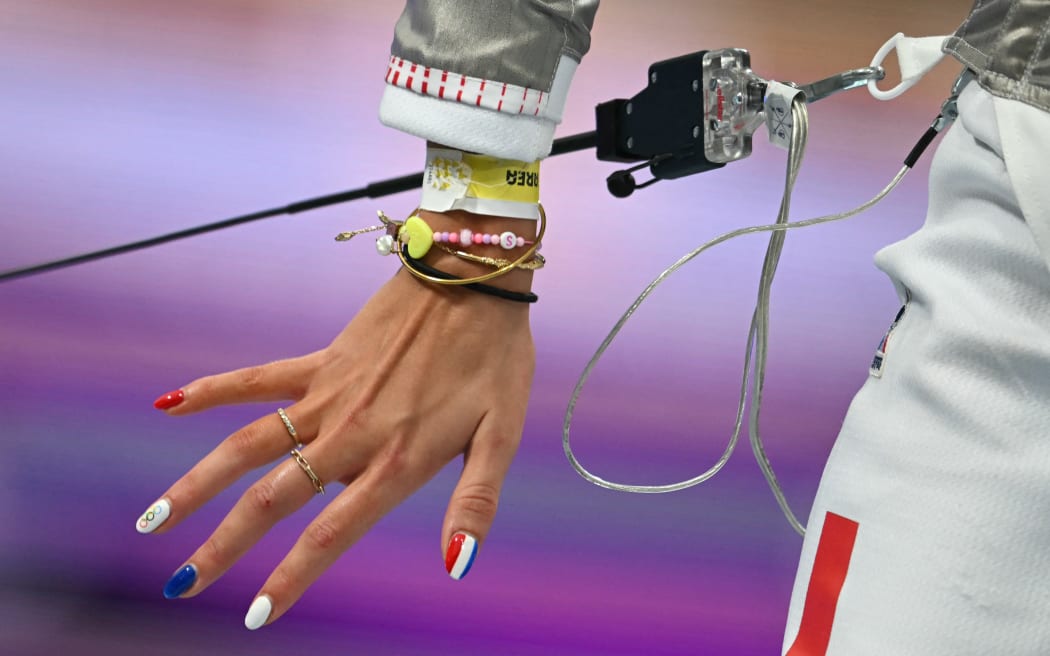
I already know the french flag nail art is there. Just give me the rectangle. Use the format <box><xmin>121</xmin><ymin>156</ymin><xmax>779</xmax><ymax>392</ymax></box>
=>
<box><xmin>136</xmin><ymin>498</ymin><xmax>171</xmax><ymax>534</ymax></box>
<box><xmin>445</xmin><ymin>532</ymin><xmax>478</xmax><ymax>581</ymax></box>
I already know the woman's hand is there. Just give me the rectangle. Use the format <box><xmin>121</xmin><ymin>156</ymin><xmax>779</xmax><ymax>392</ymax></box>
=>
<box><xmin>138</xmin><ymin>239</ymin><xmax>535</xmax><ymax>628</ymax></box>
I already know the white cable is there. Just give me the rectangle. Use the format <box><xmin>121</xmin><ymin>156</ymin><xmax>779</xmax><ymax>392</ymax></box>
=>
<box><xmin>563</xmin><ymin>98</ymin><xmax>911</xmax><ymax>534</ymax></box>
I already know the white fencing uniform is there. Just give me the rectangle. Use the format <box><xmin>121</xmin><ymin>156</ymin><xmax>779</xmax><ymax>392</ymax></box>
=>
<box><xmin>782</xmin><ymin>83</ymin><xmax>1050</xmax><ymax>655</ymax></box>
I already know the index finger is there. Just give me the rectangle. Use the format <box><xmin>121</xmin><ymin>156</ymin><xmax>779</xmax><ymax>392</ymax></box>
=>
<box><xmin>154</xmin><ymin>353</ymin><xmax>322</xmax><ymax>416</ymax></box>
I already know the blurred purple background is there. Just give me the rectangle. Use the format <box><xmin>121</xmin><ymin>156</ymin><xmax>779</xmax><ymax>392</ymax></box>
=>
<box><xmin>0</xmin><ymin>1</ymin><xmax>970</xmax><ymax>654</ymax></box>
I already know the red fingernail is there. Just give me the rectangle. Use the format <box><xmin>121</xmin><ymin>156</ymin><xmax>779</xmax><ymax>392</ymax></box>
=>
<box><xmin>153</xmin><ymin>390</ymin><xmax>185</xmax><ymax>410</ymax></box>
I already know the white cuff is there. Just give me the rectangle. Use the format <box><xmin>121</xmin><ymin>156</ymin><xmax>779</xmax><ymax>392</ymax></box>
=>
<box><xmin>379</xmin><ymin>55</ymin><xmax>579</xmax><ymax>161</ymax></box>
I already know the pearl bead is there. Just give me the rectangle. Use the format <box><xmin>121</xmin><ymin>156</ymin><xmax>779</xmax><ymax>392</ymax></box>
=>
<box><xmin>460</xmin><ymin>229</ymin><xmax>472</xmax><ymax>245</ymax></box>
<box><xmin>375</xmin><ymin>234</ymin><xmax>394</xmax><ymax>256</ymax></box>
<box><xmin>516</xmin><ymin>236</ymin><xmax>525</xmax><ymax>247</ymax></box>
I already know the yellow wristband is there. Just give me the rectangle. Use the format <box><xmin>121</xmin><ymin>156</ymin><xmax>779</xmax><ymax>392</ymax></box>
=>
<box><xmin>421</xmin><ymin>147</ymin><xmax>540</xmax><ymax>220</ymax></box>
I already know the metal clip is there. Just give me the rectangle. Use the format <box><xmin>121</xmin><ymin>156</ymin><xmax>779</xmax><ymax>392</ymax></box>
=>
<box><xmin>933</xmin><ymin>68</ymin><xmax>975</xmax><ymax>132</ymax></box>
<box><xmin>796</xmin><ymin>66</ymin><xmax>886</xmax><ymax>103</ymax></box>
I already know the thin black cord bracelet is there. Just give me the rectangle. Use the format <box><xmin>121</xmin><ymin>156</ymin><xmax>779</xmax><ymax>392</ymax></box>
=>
<box><xmin>401</xmin><ymin>246</ymin><xmax>538</xmax><ymax>304</ymax></box>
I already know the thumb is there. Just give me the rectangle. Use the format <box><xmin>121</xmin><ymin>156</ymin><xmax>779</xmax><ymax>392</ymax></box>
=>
<box><xmin>441</xmin><ymin>411</ymin><xmax>523</xmax><ymax>580</ymax></box>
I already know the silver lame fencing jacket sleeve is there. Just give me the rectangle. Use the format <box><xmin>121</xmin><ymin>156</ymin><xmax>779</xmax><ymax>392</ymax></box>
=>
<box><xmin>379</xmin><ymin>0</ymin><xmax>599</xmax><ymax>161</ymax></box>
<box><xmin>945</xmin><ymin>0</ymin><xmax>1050</xmax><ymax>114</ymax></box>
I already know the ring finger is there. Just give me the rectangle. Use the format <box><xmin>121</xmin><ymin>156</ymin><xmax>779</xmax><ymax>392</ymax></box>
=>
<box><xmin>165</xmin><ymin>433</ymin><xmax>364</xmax><ymax>599</ymax></box>
<box><xmin>135</xmin><ymin>402</ymin><xmax>321</xmax><ymax>536</ymax></box>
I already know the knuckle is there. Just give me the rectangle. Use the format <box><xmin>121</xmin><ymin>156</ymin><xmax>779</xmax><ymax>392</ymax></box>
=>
<box><xmin>454</xmin><ymin>482</ymin><xmax>501</xmax><ymax>524</ymax></box>
<box><xmin>375</xmin><ymin>442</ymin><xmax>412</xmax><ymax>479</ymax></box>
<box><xmin>247</xmin><ymin>479</ymin><xmax>280</xmax><ymax>514</ymax></box>
<box><xmin>238</xmin><ymin>364</ymin><xmax>268</xmax><ymax>389</ymax></box>
<box><xmin>200</xmin><ymin>535</ymin><xmax>226</xmax><ymax>568</ymax></box>
<box><xmin>268</xmin><ymin>565</ymin><xmax>294</xmax><ymax>593</ymax></box>
<box><xmin>228</xmin><ymin>423</ymin><xmax>265</xmax><ymax>463</ymax></box>
<box><xmin>304</xmin><ymin>519</ymin><xmax>340</xmax><ymax>552</ymax></box>
<box><xmin>484</xmin><ymin>430</ymin><xmax>520</xmax><ymax>453</ymax></box>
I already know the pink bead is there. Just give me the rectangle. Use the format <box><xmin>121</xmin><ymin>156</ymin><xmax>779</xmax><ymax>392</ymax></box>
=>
<box><xmin>432</xmin><ymin>231</ymin><xmax>440</xmax><ymax>241</ymax></box>
<box><xmin>449</xmin><ymin>232</ymin><xmax>459</xmax><ymax>244</ymax></box>
<box><xmin>482</xmin><ymin>234</ymin><xmax>491</xmax><ymax>244</ymax></box>
<box><xmin>460</xmin><ymin>229</ymin><xmax>472</xmax><ymax>245</ymax></box>
<box><xmin>516</xmin><ymin>236</ymin><xmax>525</xmax><ymax>247</ymax></box>
<box><xmin>473</xmin><ymin>233</ymin><xmax>484</xmax><ymax>244</ymax></box>
<box><xmin>491</xmin><ymin>234</ymin><xmax>500</xmax><ymax>244</ymax></box>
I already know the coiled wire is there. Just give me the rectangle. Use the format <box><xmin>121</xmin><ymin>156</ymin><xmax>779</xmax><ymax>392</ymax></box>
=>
<box><xmin>562</xmin><ymin>96</ymin><xmax>911</xmax><ymax>536</ymax></box>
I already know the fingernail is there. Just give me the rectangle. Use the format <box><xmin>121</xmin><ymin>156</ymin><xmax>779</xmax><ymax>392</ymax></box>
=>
<box><xmin>163</xmin><ymin>564</ymin><xmax>197</xmax><ymax>599</ymax></box>
<box><xmin>244</xmin><ymin>595</ymin><xmax>272</xmax><ymax>630</ymax></box>
<box><xmin>153</xmin><ymin>389</ymin><xmax>185</xmax><ymax>410</ymax></box>
<box><xmin>135</xmin><ymin>498</ymin><xmax>171</xmax><ymax>534</ymax></box>
<box><xmin>445</xmin><ymin>532</ymin><xmax>478</xmax><ymax>581</ymax></box>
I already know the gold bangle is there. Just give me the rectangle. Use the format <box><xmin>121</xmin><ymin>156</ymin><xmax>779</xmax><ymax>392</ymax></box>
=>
<box><xmin>433</xmin><ymin>243</ymin><xmax>546</xmax><ymax>270</ymax></box>
<box><xmin>397</xmin><ymin>204</ymin><xmax>546</xmax><ymax>286</ymax></box>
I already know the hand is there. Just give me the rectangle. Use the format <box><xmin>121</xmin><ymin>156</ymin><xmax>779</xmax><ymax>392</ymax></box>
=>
<box><xmin>139</xmin><ymin>245</ymin><xmax>535</xmax><ymax>629</ymax></box>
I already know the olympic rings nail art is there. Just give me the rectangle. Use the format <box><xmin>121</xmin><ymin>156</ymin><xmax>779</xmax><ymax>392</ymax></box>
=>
<box><xmin>136</xmin><ymin>498</ymin><xmax>171</xmax><ymax>534</ymax></box>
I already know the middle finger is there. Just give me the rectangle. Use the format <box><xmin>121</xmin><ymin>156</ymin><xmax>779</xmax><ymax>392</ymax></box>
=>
<box><xmin>164</xmin><ymin>433</ymin><xmax>364</xmax><ymax>599</ymax></box>
<box><xmin>136</xmin><ymin>402</ymin><xmax>321</xmax><ymax>537</ymax></box>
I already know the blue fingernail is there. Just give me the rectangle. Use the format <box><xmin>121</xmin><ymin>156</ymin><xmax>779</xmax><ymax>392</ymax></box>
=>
<box><xmin>163</xmin><ymin>564</ymin><xmax>197</xmax><ymax>599</ymax></box>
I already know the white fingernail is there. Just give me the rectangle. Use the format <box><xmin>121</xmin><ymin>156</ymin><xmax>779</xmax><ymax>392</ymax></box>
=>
<box><xmin>244</xmin><ymin>595</ymin><xmax>272</xmax><ymax>630</ymax></box>
<box><xmin>135</xmin><ymin>498</ymin><xmax>171</xmax><ymax>534</ymax></box>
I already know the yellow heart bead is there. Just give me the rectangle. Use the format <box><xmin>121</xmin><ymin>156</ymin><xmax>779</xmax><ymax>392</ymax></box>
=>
<box><xmin>399</xmin><ymin>215</ymin><xmax>434</xmax><ymax>259</ymax></box>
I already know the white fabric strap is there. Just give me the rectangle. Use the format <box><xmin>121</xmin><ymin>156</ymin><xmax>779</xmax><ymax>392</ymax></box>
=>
<box><xmin>867</xmin><ymin>33</ymin><xmax>950</xmax><ymax>101</ymax></box>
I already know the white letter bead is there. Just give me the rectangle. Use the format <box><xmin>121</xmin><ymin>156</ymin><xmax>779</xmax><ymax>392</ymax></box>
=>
<box><xmin>460</xmin><ymin>229</ymin><xmax>473</xmax><ymax>245</ymax></box>
<box><xmin>499</xmin><ymin>232</ymin><xmax>517</xmax><ymax>249</ymax></box>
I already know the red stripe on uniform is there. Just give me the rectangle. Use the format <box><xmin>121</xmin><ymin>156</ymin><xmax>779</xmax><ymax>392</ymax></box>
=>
<box><xmin>786</xmin><ymin>512</ymin><xmax>860</xmax><ymax>656</ymax></box>
<box><xmin>391</xmin><ymin>71</ymin><xmax>400</xmax><ymax>86</ymax></box>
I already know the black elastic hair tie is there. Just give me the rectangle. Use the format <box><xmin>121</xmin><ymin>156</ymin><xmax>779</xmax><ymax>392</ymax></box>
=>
<box><xmin>401</xmin><ymin>246</ymin><xmax>538</xmax><ymax>304</ymax></box>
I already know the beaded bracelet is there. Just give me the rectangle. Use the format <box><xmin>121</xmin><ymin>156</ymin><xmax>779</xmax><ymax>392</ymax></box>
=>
<box><xmin>400</xmin><ymin>246</ymin><xmax>538</xmax><ymax>304</ymax></box>
<box><xmin>336</xmin><ymin>206</ymin><xmax>545</xmax><ymax>287</ymax></box>
<box><xmin>431</xmin><ymin>228</ymin><xmax>535</xmax><ymax>250</ymax></box>
<box><xmin>396</xmin><ymin>205</ymin><xmax>545</xmax><ymax>286</ymax></box>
